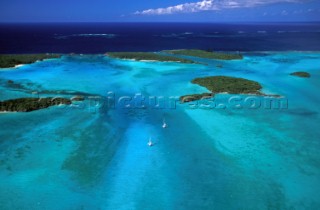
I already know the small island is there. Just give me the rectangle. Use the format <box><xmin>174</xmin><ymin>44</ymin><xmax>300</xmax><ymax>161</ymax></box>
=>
<box><xmin>71</xmin><ymin>95</ymin><xmax>85</xmax><ymax>101</ymax></box>
<box><xmin>180</xmin><ymin>76</ymin><xmax>264</xmax><ymax>103</ymax></box>
<box><xmin>0</xmin><ymin>54</ymin><xmax>61</xmax><ymax>68</ymax></box>
<box><xmin>162</xmin><ymin>49</ymin><xmax>243</xmax><ymax>60</ymax></box>
<box><xmin>0</xmin><ymin>97</ymin><xmax>71</xmax><ymax>112</ymax></box>
<box><xmin>106</xmin><ymin>52</ymin><xmax>196</xmax><ymax>64</ymax></box>
<box><xmin>290</xmin><ymin>71</ymin><xmax>311</xmax><ymax>78</ymax></box>
<box><xmin>192</xmin><ymin>76</ymin><xmax>262</xmax><ymax>94</ymax></box>
<box><xmin>180</xmin><ymin>93</ymin><xmax>214</xmax><ymax>103</ymax></box>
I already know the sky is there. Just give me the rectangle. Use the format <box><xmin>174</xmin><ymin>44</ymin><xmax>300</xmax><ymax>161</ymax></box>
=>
<box><xmin>0</xmin><ymin>0</ymin><xmax>319</xmax><ymax>22</ymax></box>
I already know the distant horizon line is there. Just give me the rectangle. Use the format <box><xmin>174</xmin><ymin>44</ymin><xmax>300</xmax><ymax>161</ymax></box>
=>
<box><xmin>0</xmin><ymin>21</ymin><xmax>319</xmax><ymax>24</ymax></box>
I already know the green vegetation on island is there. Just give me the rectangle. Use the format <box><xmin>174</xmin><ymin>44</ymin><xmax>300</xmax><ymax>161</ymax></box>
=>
<box><xmin>0</xmin><ymin>54</ymin><xmax>61</xmax><ymax>68</ymax></box>
<box><xmin>192</xmin><ymin>76</ymin><xmax>262</xmax><ymax>94</ymax></box>
<box><xmin>163</xmin><ymin>49</ymin><xmax>243</xmax><ymax>60</ymax></box>
<box><xmin>106</xmin><ymin>52</ymin><xmax>196</xmax><ymax>63</ymax></box>
<box><xmin>180</xmin><ymin>76</ymin><xmax>265</xmax><ymax>103</ymax></box>
<box><xmin>290</xmin><ymin>71</ymin><xmax>311</xmax><ymax>78</ymax></box>
<box><xmin>0</xmin><ymin>97</ymin><xmax>71</xmax><ymax>112</ymax></box>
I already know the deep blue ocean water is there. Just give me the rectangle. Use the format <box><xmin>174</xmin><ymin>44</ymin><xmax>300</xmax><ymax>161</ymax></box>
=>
<box><xmin>0</xmin><ymin>23</ymin><xmax>320</xmax><ymax>209</ymax></box>
<box><xmin>1</xmin><ymin>22</ymin><xmax>320</xmax><ymax>53</ymax></box>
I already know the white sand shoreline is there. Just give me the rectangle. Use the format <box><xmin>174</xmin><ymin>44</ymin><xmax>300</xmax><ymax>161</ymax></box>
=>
<box><xmin>14</xmin><ymin>64</ymin><xmax>25</xmax><ymax>68</ymax></box>
<box><xmin>0</xmin><ymin>111</ymin><xmax>18</xmax><ymax>114</ymax></box>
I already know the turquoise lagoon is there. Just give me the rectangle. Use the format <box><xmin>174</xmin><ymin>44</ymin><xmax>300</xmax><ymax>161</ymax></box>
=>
<box><xmin>0</xmin><ymin>52</ymin><xmax>320</xmax><ymax>209</ymax></box>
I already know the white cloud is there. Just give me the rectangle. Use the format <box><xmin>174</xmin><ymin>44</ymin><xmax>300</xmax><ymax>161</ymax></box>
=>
<box><xmin>134</xmin><ymin>0</ymin><xmax>305</xmax><ymax>15</ymax></box>
<box><xmin>134</xmin><ymin>0</ymin><xmax>217</xmax><ymax>15</ymax></box>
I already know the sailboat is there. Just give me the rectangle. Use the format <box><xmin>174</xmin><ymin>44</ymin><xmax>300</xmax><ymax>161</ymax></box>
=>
<box><xmin>148</xmin><ymin>137</ymin><xmax>153</xmax><ymax>147</ymax></box>
<box><xmin>162</xmin><ymin>118</ymin><xmax>167</xmax><ymax>128</ymax></box>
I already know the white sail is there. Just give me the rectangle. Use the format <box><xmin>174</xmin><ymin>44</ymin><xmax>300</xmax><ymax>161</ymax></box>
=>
<box><xmin>162</xmin><ymin>118</ymin><xmax>167</xmax><ymax>128</ymax></box>
<box><xmin>148</xmin><ymin>137</ymin><xmax>153</xmax><ymax>147</ymax></box>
